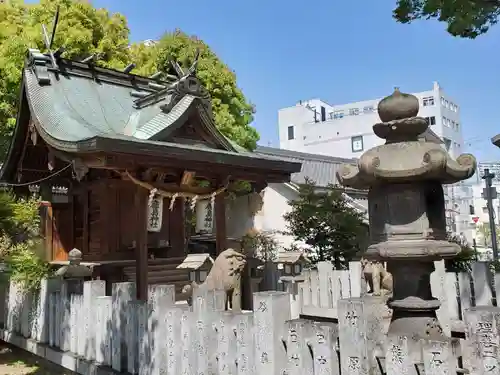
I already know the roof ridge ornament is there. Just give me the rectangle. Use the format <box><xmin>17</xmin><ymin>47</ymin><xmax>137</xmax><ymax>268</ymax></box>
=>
<box><xmin>27</xmin><ymin>6</ymin><xmax>64</xmax><ymax>85</ymax></box>
<box><xmin>132</xmin><ymin>49</ymin><xmax>212</xmax><ymax>116</ymax></box>
<box><xmin>27</xmin><ymin>49</ymin><xmax>51</xmax><ymax>86</ymax></box>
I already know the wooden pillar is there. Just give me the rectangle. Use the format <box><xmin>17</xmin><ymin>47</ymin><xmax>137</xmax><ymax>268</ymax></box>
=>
<box><xmin>99</xmin><ymin>183</ymin><xmax>110</xmax><ymax>255</ymax></box>
<box><xmin>39</xmin><ymin>201</ymin><xmax>53</xmax><ymax>261</ymax></box>
<box><xmin>169</xmin><ymin>198</ymin><xmax>185</xmax><ymax>257</ymax></box>
<box><xmin>68</xmin><ymin>197</ymin><xmax>74</xmax><ymax>249</ymax></box>
<box><xmin>135</xmin><ymin>186</ymin><xmax>148</xmax><ymax>301</ymax></box>
<box><xmin>215</xmin><ymin>193</ymin><xmax>227</xmax><ymax>254</ymax></box>
<box><xmin>82</xmin><ymin>189</ymin><xmax>89</xmax><ymax>254</ymax></box>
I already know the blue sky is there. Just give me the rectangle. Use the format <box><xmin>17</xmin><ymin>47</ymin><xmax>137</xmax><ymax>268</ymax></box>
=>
<box><xmin>92</xmin><ymin>0</ymin><xmax>500</xmax><ymax>162</ymax></box>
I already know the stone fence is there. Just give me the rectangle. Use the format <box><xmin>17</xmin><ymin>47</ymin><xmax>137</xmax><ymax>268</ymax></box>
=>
<box><xmin>295</xmin><ymin>260</ymin><xmax>500</xmax><ymax>334</ymax></box>
<box><xmin>0</xmin><ymin>276</ymin><xmax>499</xmax><ymax>375</ymax></box>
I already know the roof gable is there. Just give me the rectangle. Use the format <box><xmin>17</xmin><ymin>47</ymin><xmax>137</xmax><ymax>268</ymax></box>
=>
<box><xmin>0</xmin><ymin>49</ymin><xmax>303</xmax><ymax>183</ymax></box>
<box><xmin>22</xmin><ymin>49</ymin><xmax>237</xmax><ymax>152</ymax></box>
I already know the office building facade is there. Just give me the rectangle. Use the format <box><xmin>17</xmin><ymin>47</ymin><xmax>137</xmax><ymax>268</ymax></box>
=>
<box><xmin>278</xmin><ymin>82</ymin><xmax>464</xmax><ymax>159</ymax></box>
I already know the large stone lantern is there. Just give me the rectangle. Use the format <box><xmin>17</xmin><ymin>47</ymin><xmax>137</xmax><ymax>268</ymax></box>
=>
<box><xmin>336</xmin><ymin>89</ymin><xmax>476</xmax><ymax>355</ymax></box>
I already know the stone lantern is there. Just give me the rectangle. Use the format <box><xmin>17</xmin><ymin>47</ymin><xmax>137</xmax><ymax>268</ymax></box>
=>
<box><xmin>54</xmin><ymin>248</ymin><xmax>92</xmax><ymax>293</ymax></box>
<box><xmin>176</xmin><ymin>253</ymin><xmax>214</xmax><ymax>283</ymax></box>
<box><xmin>54</xmin><ymin>248</ymin><xmax>92</xmax><ymax>279</ymax></box>
<box><xmin>277</xmin><ymin>251</ymin><xmax>308</xmax><ymax>278</ymax></box>
<box><xmin>336</xmin><ymin>89</ymin><xmax>476</xmax><ymax>357</ymax></box>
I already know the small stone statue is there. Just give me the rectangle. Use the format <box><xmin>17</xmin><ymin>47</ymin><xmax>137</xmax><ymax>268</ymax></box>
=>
<box><xmin>182</xmin><ymin>248</ymin><xmax>247</xmax><ymax>311</ymax></box>
<box><xmin>361</xmin><ymin>258</ymin><xmax>393</xmax><ymax>296</ymax></box>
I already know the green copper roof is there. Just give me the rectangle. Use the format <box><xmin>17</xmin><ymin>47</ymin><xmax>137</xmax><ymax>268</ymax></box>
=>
<box><xmin>23</xmin><ymin>56</ymin><xmax>235</xmax><ymax>149</ymax></box>
<box><xmin>0</xmin><ymin>49</ymin><xmax>302</xmax><ymax>182</ymax></box>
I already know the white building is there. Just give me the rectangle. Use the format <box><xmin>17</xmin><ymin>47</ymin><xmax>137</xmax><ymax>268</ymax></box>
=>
<box><xmin>141</xmin><ymin>39</ymin><xmax>158</xmax><ymax>47</ymax></box>
<box><xmin>278</xmin><ymin>81</ymin><xmax>463</xmax><ymax>159</ymax></box>
<box><xmin>477</xmin><ymin>162</ymin><xmax>500</xmax><ymax>183</ymax></box>
<box><xmin>445</xmin><ymin>182</ymin><xmax>475</xmax><ymax>241</ymax></box>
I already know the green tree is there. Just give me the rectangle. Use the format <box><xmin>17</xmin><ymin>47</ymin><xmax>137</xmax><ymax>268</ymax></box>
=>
<box><xmin>0</xmin><ymin>190</ymin><xmax>39</xmax><ymax>242</ymax></box>
<box><xmin>283</xmin><ymin>178</ymin><xmax>367</xmax><ymax>269</ymax></box>
<box><xmin>0</xmin><ymin>1</ymin><xmax>258</xmax><ymax>157</ymax></box>
<box><xmin>130</xmin><ymin>30</ymin><xmax>259</xmax><ymax>150</ymax></box>
<box><xmin>445</xmin><ymin>232</ymin><xmax>478</xmax><ymax>272</ymax></box>
<box><xmin>393</xmin><ymin>0</ymin><xmax>500</xmax><ymax>38</ymax></box>
<box><xmin>476</xmin><ymin>222</ymin><xmax>500</xmax><ymax>247</ymax></box>
<box><xmin>0</xmin><ymin>190</ymin><xmax>49</xmax><ymax>290</ymax></box>
<box><xmin>0</xmin><ymin>0</ymin><xmax>131</xmax><ymax>156</ymax></box>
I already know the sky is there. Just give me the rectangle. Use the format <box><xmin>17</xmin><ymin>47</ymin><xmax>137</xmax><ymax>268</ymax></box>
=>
<box><xmin>90</xmin><ymin>0</ymin><xmax>500</xmax><ymax>162</ymax></box>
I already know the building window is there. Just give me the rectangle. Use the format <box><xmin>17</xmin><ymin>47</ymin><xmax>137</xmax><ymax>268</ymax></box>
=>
<box><xmin>441</xmin><ymin>97</ymin><xmax>446</xmax><ymax>106</ymax></box>
<box><xmin>321</xmin><ymin>106</ymin><xmax>326</xmax><ymax>122</ymax></box>
<box><xmin>423</xmin><ymin>96</ymin><xmax>435</xmax><ymax>106</ymax></box>
<box><xmin>425</xmin><ymin>116</ymin><xmax>436</xmax><ymax>125</ymax></box>
<box><xmin>333</xmin><ymin>110</ymin><xmax>344</xmax><ymax>119</ymax></box>
<box><xmin>469</xmin><ymin>205</ymin><xmax>475</xmax><ymax>215</ymax></box>
<box><xmin>349</xmin><ymin>108</ymin><xmax>360</xmax><ymax>116</ymax></box>
<box><xmin>443</xmin><ymin>138</ymin><xmax>451</xmax><ymax>150</ymax></box>
<box><xmin>442</xmin><ymin>117</ymin><xmax>449</xmax><ymax>126</ymax></box>
<box><xmin>287</xmin><ymin>125</ymin><xmax>294</xmax><ymax>140</ymax></box>
<box><xmin>351</xmin><ymin>135</ymin><xmax>364</xmax><ymax>152</ymax></box>
<box><xmin>455</xmin><ymin>122</ymin><xmax>460</xmax><ymax>131</ymax></box>
<box><xmin>363</xmin><ymin>106</ymin><xmax>374</xmax><ymax>113</ymax></box>
<box><xmin>328</xmin><ymin>112</ymin><xmax>334</xmax><ymax>120</ymax></box>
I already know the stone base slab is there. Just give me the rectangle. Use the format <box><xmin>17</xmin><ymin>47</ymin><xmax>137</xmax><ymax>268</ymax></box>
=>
<box><xmin>1</xmin><ymin>330</ymin><xmax>121</xmax><ymax>375</ymax></box>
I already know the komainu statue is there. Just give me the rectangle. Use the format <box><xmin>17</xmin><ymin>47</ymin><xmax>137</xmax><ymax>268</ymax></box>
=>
<box><xmin>361</xmin><ymin>258</ymin><xmax>393</xmax><ymax>296</ymax></box>
<box><xmin>182</xmin><ymin>248</ymin><xmax>247</xmax><ymax>311</ymax></box>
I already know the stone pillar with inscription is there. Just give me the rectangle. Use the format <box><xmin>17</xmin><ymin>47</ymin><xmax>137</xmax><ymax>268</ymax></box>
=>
<box><xmin>337</xmin><ymin>89</ymin><xmax>477</xmax><ymax>365</ymax></box>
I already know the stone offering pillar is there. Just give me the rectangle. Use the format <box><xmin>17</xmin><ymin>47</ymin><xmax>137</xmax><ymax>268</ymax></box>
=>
<box><xmin>337</xmin><ymin>88</ymin><xmax>477</xmax><ymax>362</ymax></box>
<box><xmin>253</xmin><ymin>291</ymin><xmax>291</xmax><ymax>374</ymax></box>
<box><xmin>111</xmin><ymin>282</ymin><xmax>136</xmax><ymax>372</ymax></box>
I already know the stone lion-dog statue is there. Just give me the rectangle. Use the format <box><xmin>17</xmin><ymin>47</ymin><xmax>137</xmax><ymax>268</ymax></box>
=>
<box><xmin>360</xmin><ymin>258</ymin><xmax>393</xmax><ymax>296</ymax></box>
<box><xmin>182</xmin><ymin>248</ymin><xmax>247</xmax><ymax>311</ymax></box>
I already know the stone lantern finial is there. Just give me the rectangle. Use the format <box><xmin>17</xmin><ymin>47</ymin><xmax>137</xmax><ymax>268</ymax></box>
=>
<box><xmin>336</xmin><ymin>88</ymin><xmax>477</xmax><ymax>363</ymax></box>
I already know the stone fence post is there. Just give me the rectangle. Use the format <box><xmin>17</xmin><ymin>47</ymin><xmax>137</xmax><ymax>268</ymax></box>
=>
<box><xmin>253</xmin><ymin>291</ymin><xmax>291</xmax><ymax>374</ymax></box>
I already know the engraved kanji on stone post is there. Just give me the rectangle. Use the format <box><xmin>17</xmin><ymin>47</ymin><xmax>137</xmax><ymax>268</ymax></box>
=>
<box><xmin>336</xmin><ymin>88</ymin><xmax>476</xmax><ymax>360</ymax></box>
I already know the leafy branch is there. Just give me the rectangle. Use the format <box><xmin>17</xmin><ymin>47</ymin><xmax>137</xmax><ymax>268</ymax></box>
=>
<box><xmin>283</xmin><ymin>178</ymin><xmax>367</xmax><ymax>269</ymax></box>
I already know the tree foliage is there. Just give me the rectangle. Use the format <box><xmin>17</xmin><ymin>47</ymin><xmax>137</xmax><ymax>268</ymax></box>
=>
<box><xmin>393</xmin><ymin>0</ymin><xmax>500</xmax><ymax>38</ymax></box>
<box><xmin>0</xmin><ymin>190</ymin><xmax>49</xmax><ymax>290</ymax></box>
<box><xmin>0</xmin><ymin>0</ymin><xmax>259</xmax><ymax>157</ymax></box>
<box><xmin>0</xmin><ymin>0</ymin><xmax>131</xmax><ymax>155</ymax></box>
<box><xmin>130</xmin><ymin>30</ymin><xmax>258</xmax><ymax>150</ymax></box>
<box><xmin>0</xmin><ymin>190</ymin><xmax>39</xmax><ymax>242</ymax></box>
<box><xmin>241</xmin><ymin>228</ymin><xmax>279</xmax><ymax>262</ymax></box>
<box><xmin>445</xmin><ymin>232</ymin><xmax>478</xmax><ymax>272</ymax></box>
<box><xmin>476</xmin><ymin>222</ymin><xmax>499</xmax><ymax>247</ymax></box>
<box><xmin>283</xmin><ymin>179</ymin><xmax>367</xmax><ymax>269</ymax></box>
<box><xmin>0</xmin><ymin>1</ymin><xmax>258</xmax><ymax>158</ymax></box>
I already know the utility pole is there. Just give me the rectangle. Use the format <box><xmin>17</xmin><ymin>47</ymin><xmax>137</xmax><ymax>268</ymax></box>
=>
<box><xmin>482</xmin><ymin>168</ymin><xmax>499</xmax><ymax>260</ymax></box>
<box><xmin>482</xmin><ymin>168</ymin><xmax>499</xmax><ymax>307</ymax></box>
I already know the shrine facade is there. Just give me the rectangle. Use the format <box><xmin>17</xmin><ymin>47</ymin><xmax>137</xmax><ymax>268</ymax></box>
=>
<box><xmin>0</xmin><ymin>48</ymin><xmax>301</xmax><ymax>299</ymax></box>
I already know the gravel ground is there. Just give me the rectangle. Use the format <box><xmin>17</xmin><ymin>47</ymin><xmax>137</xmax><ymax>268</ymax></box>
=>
<box><xmin>0</xmin><ymin>342</ymin><xmax>76</xmax><ymax>375</ymax></box>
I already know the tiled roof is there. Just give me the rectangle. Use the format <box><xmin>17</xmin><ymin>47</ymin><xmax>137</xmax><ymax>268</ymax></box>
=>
<box><xmin>256</xmin><ymin>146</ymin><xmax>356</xmax><ymax>187</ymax></box>
<box><xmin>1</xmin><ymin>49</ymin><xmax>302</xmax><ymax>181</ymax></box>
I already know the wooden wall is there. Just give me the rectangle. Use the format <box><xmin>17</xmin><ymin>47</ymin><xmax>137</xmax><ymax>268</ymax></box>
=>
<box><xmin>43</xmin><ymin>178</ymin><xmax>181</xmax><ymax>263</ymax></box>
